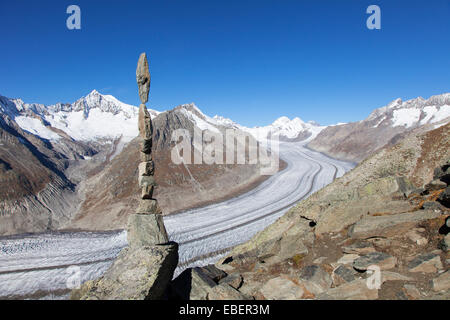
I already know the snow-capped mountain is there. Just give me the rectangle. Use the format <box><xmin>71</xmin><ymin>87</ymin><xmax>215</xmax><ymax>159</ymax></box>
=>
<box><xmin>308</xmin><ymin>93</ymin><xmax>450</xmax><ymax>162</ymax></box>
<box><xmin>368</xmin><ymin>94</ymin><xmax>450</xmax><ymax>129</ymax></box>
<box><xmin>242</xmin><ymin>116</ymin><xmax>326</xmax><ymax>142</ymax></box>
<box><xmin>173</xmin><ymin>103</ymin><xmax>325</xmax><ymax>142</ymax></box>
<box><xmin>1</xmin><ymin>90</ymin><xmax>325</xmax><ymax>148</ymax></box>
<box><xmin>0</xmin><ymin>90</ymin><xmax>160</xmax><ymax>144</ymax></box>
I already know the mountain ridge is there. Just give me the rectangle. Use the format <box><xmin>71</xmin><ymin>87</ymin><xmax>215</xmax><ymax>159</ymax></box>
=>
<box><xmin>308</xmin><ymin>93</ymin><xmax>450</xmax><ymax>163</ymax></box>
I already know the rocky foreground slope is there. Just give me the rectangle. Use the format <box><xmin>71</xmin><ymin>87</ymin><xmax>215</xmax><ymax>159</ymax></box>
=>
<box><xmin>170</xmin><ymin>123</ymin><xmax>450</xmax><ymax>300</ymax></box>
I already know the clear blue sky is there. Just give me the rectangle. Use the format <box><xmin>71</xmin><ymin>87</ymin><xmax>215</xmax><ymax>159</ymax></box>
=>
<box><xmin>1</xmin><ymin>0</ymin><xmax>449</xmax><ymax>126</ymax></box>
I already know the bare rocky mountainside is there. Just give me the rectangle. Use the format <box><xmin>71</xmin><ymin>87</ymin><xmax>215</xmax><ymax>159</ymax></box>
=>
<box><xmin>308</xmin><ymin>93</ymin><xmax>450</xmax><ymax>163</ymax></box>
<box><xmin>170</xmin><ymin>123</ymin><xmax>450</xmax><ymax>300</ymax></box>
<box><xmin>0</xmin><ymin>96</ymin><xmax>98</xmax><ymax>235</ymax></box>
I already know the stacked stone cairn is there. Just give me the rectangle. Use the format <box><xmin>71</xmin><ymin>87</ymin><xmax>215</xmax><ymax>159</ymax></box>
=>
<box><xmin>127</xmin><ymin>53</ymin><xmax>170</xmax><ymax>247</ymax></box>
<box><xmin>72</xmin><ymin>53</ymin><xmax>178</xmax><ymax>300</ymax></box>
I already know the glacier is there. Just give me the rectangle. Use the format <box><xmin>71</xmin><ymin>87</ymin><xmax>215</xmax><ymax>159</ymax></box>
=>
<box><xmin>0</xmin><ymin>140</ymin><xmax>353</xmax><ymax>299</ymax></box>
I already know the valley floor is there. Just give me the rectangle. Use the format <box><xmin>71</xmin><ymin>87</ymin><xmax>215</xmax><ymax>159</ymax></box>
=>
<box><xmin>0</xmin><ymin>141</ymin><xmax>353</xmax><ymax>299</ymax></box>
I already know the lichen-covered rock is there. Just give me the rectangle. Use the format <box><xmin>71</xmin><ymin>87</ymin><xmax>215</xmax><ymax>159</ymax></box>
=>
<box><xmin>139</xmin><ymin>161</ymin><xmax>155</xmax><ymax>176</ymax></box>
<box><xmin>432</xmin><ymin>270</ymin><xmax>450</xmax><ymax>292</ymax></box>
<box><xmin>353</xmin><ymin>252</ymin><xmax>397</xmax><ymax>271</ymax></box>
<box><xmin>141</xmin><ymin>184</ymin><xmax>154</xmax><ymax>199</ymax></box>
<box><xmin>170</xmin><ymin>266</ymin><xmax>237</xmax><ymax>300</ymax></box>
<box><xmin>72</xmin><ymin>243</ymin><xmax>178</xmax><ymax>300</ymax></box>
<box><xmin>219</xmin><ymin>273</ymin><xmax>243</xmax><ymax>290</ymax></box>
<box><xmin>138</xmin><ymin>175</ymin><xmax>156</xmax><ymax>189</ymax></box>
<box><xmin>136</xmin><ymin>199</ymin><xmax>162</xmax><ymax>214</ymax></box>
<box><xmin>342</xmin><ymin>241</ymin><xmax>376</xmax><ymax>255</ymax></box>
<box><xmin>207</xmin><ymin>283</ymin><xmax>247</xmax><ymax>300</ymax></box>
<box><xmin>298</xmin><ymin>265</ymin><xmax>332</xmax><ymax>295</ymax></box>
<box><xmin>317</xmin><ymin>279</ymin><xmax>378</xmax><ymax>300</ymax></box>
<box><xmin>260</xmin><ymin>277</ymin><xmax>304</xmax><ymax>300</ymax></box>
<box><xmin>332</xmin><ymin>265</ymin><xmax>356</xmax><ymax>286</ymax></box>
<box><xmin>403</xmin><ymin>284</ymin><xmax>421</xmax><ymax>300</ymax></box>
<box><xmin>127</xmin><ymin>213</ymin><xmax>169</xmax><ymax>247</ymax></box>
<box><xmin>440</xmin><ymin>234</ymin><xmax>450</xmax><ymax>252</ymax></box>
<box><xmin>408</xmin><ymin>253</ymin><xmax>443</xmax><ymax>273</ymax></box>
<box><xmin>425</xmin><ymin>179</ymin><xmax>447</xmax><ymax>191</ymax></box>
<box><xmin>348</xmin><ymin>210</ymin><xmax>441</xmax><ymax>239</ymax></box>
<box><xmin>138</xmin><ymin>104</ymin><xmax>152</xmax><ymax>140</ymax></box>
<box><xmin>357</xmin><ymin>176</ymin><xmax>415</xmax><ymax>198</ymax></box>
<box><xmin>438</xmin><ymin>187</ymin><xmax>450</xmax><ymax>207</ymax></box>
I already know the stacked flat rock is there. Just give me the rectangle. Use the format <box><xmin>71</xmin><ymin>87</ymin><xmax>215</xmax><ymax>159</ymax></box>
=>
<box><xmin>127</xmin><ymin>52</ymin><xmax>169</xmax><ymax>247</ymax></box>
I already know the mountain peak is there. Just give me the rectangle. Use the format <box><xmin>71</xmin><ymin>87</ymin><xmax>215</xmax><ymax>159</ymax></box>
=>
<box><xmin>88</xmin><ymin>89</ymin><xmax>100</xmax><ymax>95</ymax></box>
<box><xmin>387</xmin><ymin>98</ymin><xmax>402</xmax><ymax>108</ymax></box>
<box><xmin>273</xmin><ymin>116</ymin><xmax>291</xmax><ymax>126</ymax></box>
<box><xmin>175</xmin><ymin>103</ymin><xmax>206</xmax><ymax>119</ymax></box>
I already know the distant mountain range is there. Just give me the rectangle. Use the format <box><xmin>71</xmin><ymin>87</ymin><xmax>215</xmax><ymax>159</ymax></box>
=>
<box><xmin>0</xmin><ymin>90</ymin><xmax>449</xmax><ymax>235</ymax></box>
<box><xmin>0</xmin><ymin>90</ymin><xmax>326</xmax><ymax>146</ymax></box>
<box><xmin>308</xmin><ymin>94</ymin><xmax>450</xmax><ymax>162</ymax></box>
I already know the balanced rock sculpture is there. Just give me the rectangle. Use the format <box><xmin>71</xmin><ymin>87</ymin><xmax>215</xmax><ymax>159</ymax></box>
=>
<box><xmin>127</xmin><ymin>52</ymin><xmax>169</xmax><ymax>247</ymax></box>
<box><xmin>72</xmin><ymin>53</ymin><xmax>177</xmax><ymax>300</ymax></box>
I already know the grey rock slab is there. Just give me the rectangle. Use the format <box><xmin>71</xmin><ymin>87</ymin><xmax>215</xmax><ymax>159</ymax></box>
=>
<box><xmin>403</xmin><ymin>284</ymin><xmax>421</xmax><ymax>299</ymax></box>
<box><xmin>195</xmin><ymin>265</ymin><xmax>227</xmax><ymax>283</ymax></box>
<box><xmin>260</xmin><ymin>277</ymin><xmax>304</xmax><ymax>300</ymax></box>
<box><xmin>219</xmin><ymin>273</ymin><xmax>243</xmax><ymax>290</ymax></box>
<box><xmin>170</xmin><ymin>267</ymin><xmax>216</xmax><ymax>300</ymax></box>
<box><xmin>342</xmin><ymin>241</ymin><xmax>376</xmax><ymax>255</ymax></box>
<box><xmin>440</xmin><ymin>234</ymin><xmax>450</xmax><ymax>252</ymax></box>
<box><xmin>438</xmin><ymin>187</ymin><xmax>450</xmax><ymax>207</ymax></box>
<box><xmin>139</xmin><ymin>175</ymin><xmax>157</xmax><ymax>188</ymax></box>
<box><xmin>335</xmin><ymin>254</ymin><xmax>360</xmax><ymax>266</ymax></box>
<box><xmin>138</xmin><ymin>104</ymin><xmax>152</xmax><ymax>140</ymax></box>
<box><xmin>349</xmin><ymin>210</ymin><xmax>441</xmax><ymax>239</ymax></box>
<box><xmin>136</xmin><ymin>199</ymin><xmax>162</xmax><ymax>214</ymax></box>
<box><xmin>408</xmin><ymin>253</ymin><xmax>443</xmax><ymax>273</ymax></box>
<box><xmin>432</xmin><ymin>270</ymin><xmax>450</xmax><ymax>292</ymax></box>
<box><xmin>127</xmin><ymin>213</ymin><xmax>169</xmax><ymax>247</ymax></box>
<box><xmin>381</xmin><ymin>271</ymin><xmax>413</xmax><ymax>283</ymax></box>
<box><xmin>73</xmin><ymin>243</ymin><xmax>178</xmax><ymax>300</ymax></box>
<box><xmin>425</xmin><ymin>179</ymin><xmax>447</xmax><ymax>191</ymax></box>
<box><xmin>207</xmin><ymin>284</ymin><xmax>248</xmax><ymax>300</ymax></box>
<box><xmin>353</xmin><ymin>252</ymin><xmax>397</xmax><ymax>271</ymax></box>
<box><xmin>317</xmin><ymin>279</ymin><xmax>378</xmax><ymax>300</ymax></box>
<box><xmin>332</xmin><ymin>265</ymin><xmax>356</xmax><ymax>286</ymax></box>
<box><xmin>139</xmin><ymin>161</ymin><xmax>155</xmax><ymax>176</ymax></box>
<box><xmin>299</xmin><ymin>265</ymin><xmax>332</xmax><ymax>295</ymax></box>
